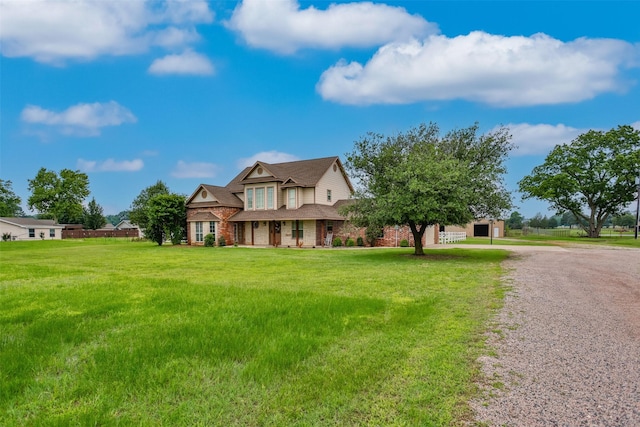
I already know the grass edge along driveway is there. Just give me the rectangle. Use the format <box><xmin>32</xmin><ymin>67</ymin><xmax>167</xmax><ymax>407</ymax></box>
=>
<box><xmin>0</xmin><ymin>240</ymin><xmax>509</xmax><ymax>426</ymax></box>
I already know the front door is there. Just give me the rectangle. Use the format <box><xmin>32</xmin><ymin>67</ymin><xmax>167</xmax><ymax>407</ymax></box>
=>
<box><xmin>269</xmin><ymin>221</ymin><xmax>282</xmax><ymax>246</ymax></box>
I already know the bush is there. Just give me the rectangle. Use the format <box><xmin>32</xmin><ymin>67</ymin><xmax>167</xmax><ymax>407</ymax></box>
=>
<box><xmin>356</xmin><ymin>236</ymin><xmax>364</xmax><ymax>246</ymax></box>
<box><xmin>345</xmin><ymin>238</ymin><xmax>355</xmax><ymax>247</ymax></box>
<box><xmin>204</xmin><ymin>233</ymin><xmax>216</xmax><ymax>247</ymax></box>
<box><xmin>218</xmin><ymin>235</ymin><xmax>226</xmax><ymax>247</ymax></box>
<box><xmin>2</xmin><ymin>232</ymin><xmax>12</xmax><ymax>242</ymax></box>
<box><xmin>400</xmin><ymin>239</ymin><xmax>409</xmax><ymax>247</ymax></box>
<box><xmin>332</xmin><ymin>237</ymin><xmax>342</xmax><ymax>247</ymax></box>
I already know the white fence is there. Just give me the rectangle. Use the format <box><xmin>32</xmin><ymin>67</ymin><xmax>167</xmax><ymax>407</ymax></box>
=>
<box><xmin>439</xmin><ymin>231</ymin><xmax>467</xmax><ymax>244</ymax></box>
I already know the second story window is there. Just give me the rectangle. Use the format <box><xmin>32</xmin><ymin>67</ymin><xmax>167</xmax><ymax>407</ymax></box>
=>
<box><xmin>267</xmin><ymin>187</ymin><xmax>274</xmax><ymax>209</ymax></box>
<box><xmin>327</xmin><ymin>189</ymin><xmax>332</xmax><ymax>202</ymax></box>
<box><xmin>256</xmin><ymin>188</ymin><xmax>265</xmax><ymax>209</ymax></box>
<box><xmin>247</xmin><ymin>188</ymin><xmax>254</xmax><ymax>209</ymax></box>
<box><xmin>288</xmin><ymin>188</ymin><xmax>296</xmax><ymax>209</ymax></box>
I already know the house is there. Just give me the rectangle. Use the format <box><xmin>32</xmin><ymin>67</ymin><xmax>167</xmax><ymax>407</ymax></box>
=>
<box><xmin>186</xmin><ymin>156</ymin><xmax>437</xmax><ymax>247</ymax></box>
<box><xmin>0</xmin><ymin>217</ymin><xmax>64</xmax><ymax>241</ymax></box>
<box><xmin>114</xmin><ymin>220</ymin><xmax>138</xmax><ymax>231</ymax></box>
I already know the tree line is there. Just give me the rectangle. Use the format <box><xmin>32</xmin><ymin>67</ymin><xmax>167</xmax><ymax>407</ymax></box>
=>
<box><xmin>2</xmin><ymin>123</ymin><xmax>638</xmax><ymax>248</ymax></box>
<box><xmin>506</xmin><ymin>210</ymin><xmax>637</xmax><ymax>230</ymax></box>
<box><xmin>0</xmin><ymin>172</ymin><xmax>186</xmax><ymax>245</ymax></box>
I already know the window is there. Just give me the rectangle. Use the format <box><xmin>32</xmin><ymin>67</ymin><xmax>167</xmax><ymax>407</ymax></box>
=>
<box><xmin>49</xmin><ymin>229</ymin><xmax>55</xmax><ymax>238</ymax></box>
<box><xmin>327</xmin><ymin>189</ymin><xmax>332</xmax><ymax>202</ymax></box>
<box><xmin>256</xmin><ymin>187</ymin><xmax>265</xmax><ymax>209</ymax></box>
<box><xmin>247</xmin><ymin>188</ymin><xmax>254</xmax><ymax>209</ymax></box>
<box><xmin>327</xmin><ymin>220</ymin><xmax>334</xmax><ymax>233</ymax></box>
<box><xmin>195</xmin><ymin>222</ymin><xmax>203</xmax><ymax>242</ymax></box>
<box><xmin>209</xmin><ymin>221</ymin><xmax>215</xmax><ymax>234</ymax></box>
<box><xmin>288</xmin><ymin>188</ymin><xmax>296</xmax><ymax>209</ymax></box>
<box><xmin>267</xmin><ymin>187</ymin><xmax>274</xmax><ymax>209</ymax></box>
<box><xmin>291</xmin><ymin>221</ymin><xmax>303</xmax><ymax>239</ymax></box>
<box><xmin>29</xmin><ymin>228</ymin><xmax>35</xmax><ymax>238</ymax></box>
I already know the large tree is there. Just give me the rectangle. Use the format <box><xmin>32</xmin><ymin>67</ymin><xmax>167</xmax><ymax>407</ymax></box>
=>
<box><xmin>0</xmin><ymin>179</ymin><xmax>24</xmax><ymax>217</ymax></box>
<box><xmin>519</xmin><ymin>125</ymin><xmax>640</xmax><ymax>238</ymax></box>
<box><xmin>145</xmin><ymin>193</ymin><xmax>187</xmax><ymax>245</ymax></box>
<box><xmin>129</xmin><ymin>180</ymin><xmax>170</xmax><ymax>230</ymax></box>
<box><xmin>27</xmin><ymin>168</ymin><xmax>90</xmax><ymax>223</ymax></box>
<box><xmin>83</xmin><ymin>198</ymin><xmax>106</xmax><ymax>230</ymax></box>
<box><xmin>343</xmin><ymin>122</ymin><xmax>514</xmax><ymax>255</ymax></box>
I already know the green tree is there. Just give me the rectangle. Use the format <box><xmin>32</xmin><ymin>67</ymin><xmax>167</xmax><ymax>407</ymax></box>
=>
<box><xmin>612</xmin><ymin>211</ymin><xmax>636</xmax><ymax>228</ymax></box>
<box><xmin>27</xmin><ymin>168</ymin><xmax>90</xmax><ymax>223</ymax></box>
<box><xmin>343</xmin><ymin>122</ymin><xmax>514</xmax><ymax>255</ymax></box>
<box><xmin>145</xmin><ymin>193</ymin><xmax>186</xmax><ymax>246</ymax></box>
<box><xmin>83</xmin><ymin>198</ymin><xmax>106</xmax><ymax>230</ymax></box>
<box><xmin>519</xmin><ymin>125</ymin><xmax>640</xmax><ymax>238</ymax></box>
<box><xmin>129</xmin><ymin>181</ymin><xmax>170</xmax><ymax>230</ymax></box>
<box><xmin>106</xmin><ymin>210</ymin><xmax>130</xmax><ymax>226</ymax></box>
<box><xmin>506</xmin><ymin>211</ymin><xmax>524</xmax><ymax>229</ymax></box>
<box><xmin>528</xmin><ymin>213</ymin><xmax>545</xmax><ymax>228</ymax></box>
<box><xmin>0</xmin><ymin>179</ymin><xmax>24</xmax><ymax>217</ymax></box>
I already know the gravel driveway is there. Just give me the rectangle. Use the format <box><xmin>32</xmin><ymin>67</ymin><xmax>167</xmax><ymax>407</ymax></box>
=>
<box><xmin>467</xmin><ymin>244</ymin><xmax>640</xmax><ymax>426</ymax></box>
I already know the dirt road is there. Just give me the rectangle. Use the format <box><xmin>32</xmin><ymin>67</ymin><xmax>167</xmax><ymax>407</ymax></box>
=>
<box><xmin>468</xmin><ymin>244</ymin><xmax>640</xmax><ymax>426</ymax></box>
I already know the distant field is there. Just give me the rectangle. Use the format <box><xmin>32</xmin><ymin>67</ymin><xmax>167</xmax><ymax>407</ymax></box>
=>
<box><xmin>0</xmin><ymin>240</ymin><xmax>508</xmax><ymax>426</ymax></box>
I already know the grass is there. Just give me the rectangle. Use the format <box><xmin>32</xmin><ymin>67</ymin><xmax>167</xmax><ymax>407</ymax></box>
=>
<box><xmin>507</xmin><ymin>233</ymin><xmax>640</xmax><ymax>248</ymax></box>
<box><xmin>0</xmin><ymin>240</ymin><xmax>509</xmax><ymax>426</ymax></box>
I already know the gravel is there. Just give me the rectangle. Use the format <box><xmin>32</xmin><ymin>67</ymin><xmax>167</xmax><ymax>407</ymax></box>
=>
<box><xmin>469</xmin><ymin>245</ymin><xmax>640</xmax><ymax>426</ymax></box>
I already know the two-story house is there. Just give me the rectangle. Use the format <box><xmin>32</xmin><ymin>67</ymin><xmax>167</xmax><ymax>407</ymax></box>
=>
<box><xmin>186</xmin><ymin>156</ymin><xmax>354</xmax><ymax>247</ymax></box>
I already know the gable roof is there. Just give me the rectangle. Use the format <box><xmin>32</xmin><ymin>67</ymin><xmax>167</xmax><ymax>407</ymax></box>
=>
<box><xmin>186</xmin><ymin>184</ymin><xmax>243</xmax><ymax>208</ymax></box>
<box><xmin>0</xmin><ymin>217</ymin><xmax>63</xmax><ymax>228</ymax></box>
<box><xmin>229</xmin><ymin>156</ymin><xmax>353</xmax><ymax>191</ymax></box>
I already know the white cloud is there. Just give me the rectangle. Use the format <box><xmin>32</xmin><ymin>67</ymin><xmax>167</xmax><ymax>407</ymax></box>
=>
<box><xmin>77</xmin><ymin>158</ymin><xmax>144</xmax><ymax>172</ymax></box>
<box><xmin>318</xmin><ymin>32</ymin><xmax>639</xmax><ymax>107</ymax></box>
<box><xmin>499</xmin><ymin>123</ymin><xmax>586</xmax><ymax>156</ymax></box>
<box><xmin>226</xmin><ymin>0</ymin><xmax>435</xmax><ymax>54</ymax></box>
<box><xmin>172</xmin><ymin>161</ymin><xmax>220</xmax><ymax>178</ymax></box>
<box><xmin>0</xmin><ymin>0</ymin><xmax>213</xmax><ymax>65</ymax></box>
<box><xmin>148</xmin><ymin>49</ymin><xmax>214</xmax><ymax>75</ymax></box>
<box><xmin>631</xmin><ymin>121</ymin><xmax>640</xmax><ymax>131</ymax></box>
<box><xmin>21</xmin><ymin>101</ymin><xmax>137</xmax><ymax>136</ymax></box>
<box><xmin>236</xmin><ymin>151</ymin><xmax>300</xmax><ymax>168</ymax></box>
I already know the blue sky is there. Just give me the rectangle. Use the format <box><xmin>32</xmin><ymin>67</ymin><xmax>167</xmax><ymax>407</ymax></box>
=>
<box><xmin>1</xmin><ymin>0</ymin><xmax>639</xmax><ymax>218</ymax></box>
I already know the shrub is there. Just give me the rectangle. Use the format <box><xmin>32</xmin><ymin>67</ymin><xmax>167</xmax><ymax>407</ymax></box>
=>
<box><xmin>400</xmin><ymin>239</ymin><xmax>409</xmax><ymax>247</ymax></box>
<box><xmin>356</xmin><ymin>236</ymin><xmax>364</xmax><ymax>246</ymax></box>
<box><xmin>345</xmin><ymin>238</ymin><xmax>355</xmax><ymax>247</ymax></box>
<box><xmin>332</xmin><ymin>237</ymin><xmax>342</xmax><ymax>247</ymax></box>
<box><xmin>204</xmin><ymin>233</ymin><xmax>216</xmax><ymax>247</ymax></box>
<box><xmin>2</xmin><ymin>232</ymin><xmax>11</xmax><ymax>242</ymax></box>
<box><xmin>218</xmin><ymin>235</ymin><xmax>226</xmax><ymax>247</ymax></box>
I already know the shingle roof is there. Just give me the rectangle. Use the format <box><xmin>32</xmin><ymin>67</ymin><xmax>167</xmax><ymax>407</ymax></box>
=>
<box><xmin>188</xmin><ymin>211</ymin><xmax>221</xmax><ymax>222</ymax></box>
<box><xmin>0</xmin><ymin>217</ymin><xmax>62</xmax><ymax>228</ymax></box>
<box><xmin>230</xmin><ymin>156</ymin><xmax>345</xmax><ymax>189</ymax></box>
<box><xmin>186</xmin><ymin>184</ymin><xmax>244</xmax><ymax>208</ymax></box>
<box><xmin>230</xmin><ymin>202</ymin><xmax>347</xmax><ymax>222</ymax></box>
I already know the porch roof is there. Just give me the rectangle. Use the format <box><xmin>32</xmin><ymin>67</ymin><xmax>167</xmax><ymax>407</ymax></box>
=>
<box><xmin>188</xmin><ymin>211</ymin><xmax>221</xmax><ymax>222</ymax></box>
<box><xmin>231</xmin><ymin>203</ymin><xmax>347</xmax><ymax>222</ymax></box>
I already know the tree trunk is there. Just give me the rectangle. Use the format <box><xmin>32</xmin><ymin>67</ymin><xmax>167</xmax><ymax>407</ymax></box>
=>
<box><xmin>408</xmin><ymin>221</ymin><xmax>427</xmax><ymax>256</ymax></box>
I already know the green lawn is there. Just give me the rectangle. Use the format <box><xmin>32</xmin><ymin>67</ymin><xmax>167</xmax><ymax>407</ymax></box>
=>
<box><xmin>1</xmin><ymin>240</ymin><xmax>509</xmax><ymax>426</ymax></box>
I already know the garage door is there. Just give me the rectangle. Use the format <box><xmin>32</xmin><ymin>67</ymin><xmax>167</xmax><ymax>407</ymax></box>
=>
<box><xmin>474</xmin><ymin>223</ymin><xmax>489</xmax><ymax>237</ymax></box>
